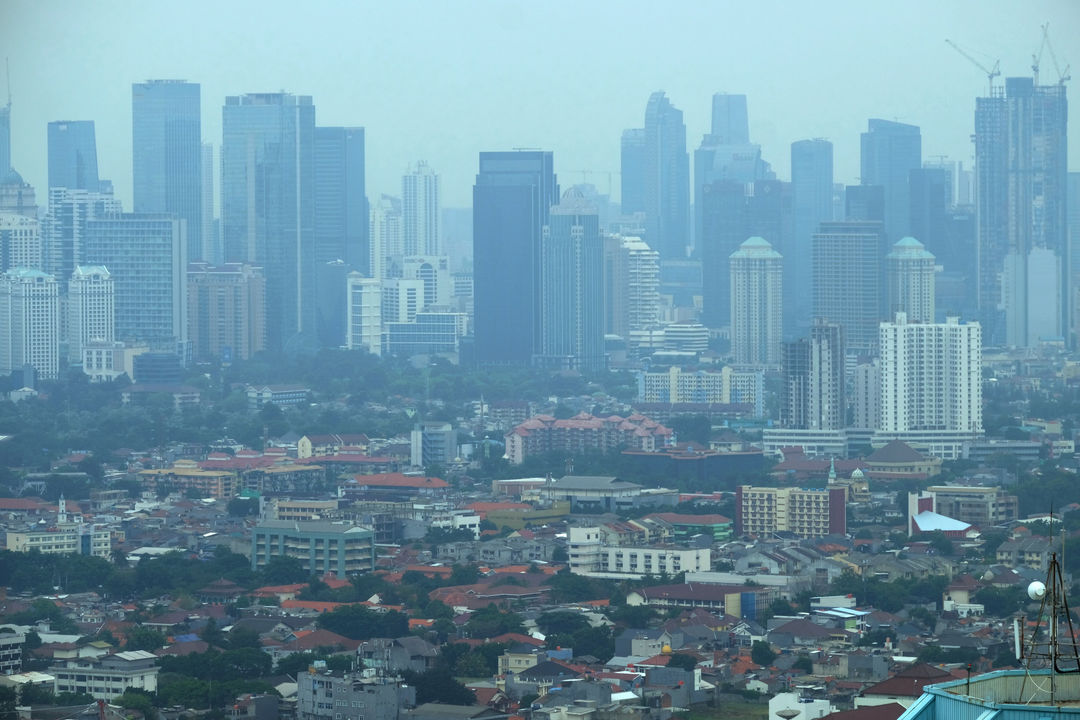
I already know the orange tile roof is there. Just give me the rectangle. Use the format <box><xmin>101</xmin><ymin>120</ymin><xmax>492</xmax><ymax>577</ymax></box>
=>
<box><xmin>280</xmin><ymin>600</ymin><xmax>347</xmax><ymax>613</ymax></box>
<box><xmin>350</xmin><ymin>473</ymin><xmax>449</xmax><ymax>489</ymax></box>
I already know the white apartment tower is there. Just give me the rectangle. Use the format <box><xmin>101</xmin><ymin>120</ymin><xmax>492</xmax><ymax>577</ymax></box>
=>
<box><xmin>68</xmin><ymin>265</ymin><xmax>114</xmax><ymax>363</ymax></box>
<box><xmin>0</xmin><ymin>213</ymin><xmax>42</xmax><ymax>272</ymax></box>
<box><xmin>402</xmin><ymin>162</ymin><xmax>440</xmax><ymax>256</ymax></box>
<box><xmin>729</xmin><ymin>236</ymin><xmax>782</xmax><ymax>368</ymax></box>
<box><xmin>346</xmin><ymin>272</ymin><xmax>381</xmax><ymax>355</ymax></box>
<box><xmin>876</xmin><ymin>312</ymin><xmax>982</xmax><ymax>458</ymax></box>
<box><xmin>0</xmin><ymin>268</ymin><xmax>60</xmax><ymax>379</ymax></box>
<box><xmin>370</xmin><ymin>194</ymin><xmax>403</xmax><ymax>280</ymax></box>
<box><xmin>886</xmin><ymin>237</ymin><xmax>935</xmax><ymax>324</ymax></box>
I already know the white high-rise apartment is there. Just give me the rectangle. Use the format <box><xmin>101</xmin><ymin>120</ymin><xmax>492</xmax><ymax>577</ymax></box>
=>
<box><xmin>886</xmin><ymin>237</ymin><xmax>935</xmax><ymax>324</ymax></box>
<box><xmin>730</xmin><ymin>236</ymin><xmax>782</xmax><ymax>368</ymax></box>
<box><xmin>370</xmin><ymin>194</ymin><xmax>403</xmax><ymax>280</ymax></box>
<box><xmin>623</xmin><ymin>235</ymin><xmax>660</xmax><ymax>345</ymax></box>
<box><xmin>402</xmin><ymin>162</ymin><xmax>440</xmax><ymax>257</ymax></box>
<box><xmin>876</xmin><ymin>312</ymin><xmax>982</xmax><ymax>459</ymax></box>
<box><xmin>0</xmin><ymin>268</ymin><xmax>60</xmax><ymax>379</ymax></box>
<box><xmin>0</xmin><ymin>213</ymin><xmax>42</xmax><ymax>271</ymax></box>
<box><xmin>345</xmin><ymin>272</ymin><xmax>381</xmax><ymax>355</ymax></box>
<box><xmin>68</xmin><ymin>265</ymin><xmax>114</xmax><ymax>363</ymax></box>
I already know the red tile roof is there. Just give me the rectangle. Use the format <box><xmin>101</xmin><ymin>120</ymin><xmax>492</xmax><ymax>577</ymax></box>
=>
<box><xmin>349</xmin><ymin>473</ymin><xmax>449</xmax><ymax>489</ymax></box>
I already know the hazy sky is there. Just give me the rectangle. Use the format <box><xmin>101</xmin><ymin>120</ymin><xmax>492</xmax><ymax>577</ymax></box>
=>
<box><xmin>3</xmin><ymin>0</ymin><xmax>1079</xmax><ymax>211</ymax></box>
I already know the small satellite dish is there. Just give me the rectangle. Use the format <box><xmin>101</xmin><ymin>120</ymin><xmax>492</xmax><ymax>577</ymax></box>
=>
<box><xmin>1028</xmin><ymin>581</ymin><xmax>1047</xmax><ymax>601</ymax></box>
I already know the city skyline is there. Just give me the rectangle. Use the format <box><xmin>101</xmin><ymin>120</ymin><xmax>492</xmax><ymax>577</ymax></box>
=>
<box><xmin>2</xmin><ymin>1</ymin><xmax>1077</xmax><ymax>211</ymax></box>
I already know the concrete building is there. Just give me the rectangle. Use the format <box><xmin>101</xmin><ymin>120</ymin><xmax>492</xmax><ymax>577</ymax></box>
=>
<box><xmin>383</xmin><ymin>311</ymin><xmax>467</xmax><ymax>358</ymax></box>
<box><xmin>402</xmin><ymin>161</ymin><xmax>440</xmax><ymax>257</ymax></box>
<box><xmin>874</xmin><ymin>313</ymin><xmax>982</xmax><ymax>459</ymax></box>
<box><xmin>402</xmin><ymin>255</ymin><xmax>451</xmax><ymax>310</ymax></box>
<box><xmin>67</xmin><ymin>265</ymin><xmax>114</xmax><ymax>364</ymax></box>
<box><xmin>0</xmin><ymin>212</ymin><xmax>41</xmax><ymax>272</ymax></box>
<box><xmin>410</xmin><ymin>421</ymin><xmax>457</xmax><ymax>468</ymax></box>
<box><xmin>0</xmin><ymin>268</ymin><xmax>60</xmax><ymax>378</ymax></box>
<box><xmin>853</xmin><ymin>360</ymin><xmax>881</xmax><ymax>431</ymax></box>
<box><xmin>187</xmin><ymin>261</ymin><xmax>266</xmax><ymax>361</ymax></box>
<box><xmin>297</xmin><ymin>669</ymin><xmax>415</xmax><ymax>720</ymax></box>
<box><xmin>6</xmin><ymin>521</ymin><xmax>110</xmax><ymax>558</ymax></box>
<box><xmin>567</xmin><ymin>526</ymin><xmax>710</xmax><ymax>579</ymax></box>
<box><xmin>812</xmin><ymin>221</ymin><xmax>884</xmax><ymax>353</ymax></box>
<box><xmin>729</xmin><ymin>236</ymin><xmax>782</xmax><ymax>368</ymax></box>
<box><xmin>0</xmin><ymin>628</ymin><xmax>24</xmax><ymax>675</ymax></box>
<box><xmin>887</xmin><ymin>237</ymin><xmax>935</xmax><ymax>323</ymax></box>
<box><xmin>41</xmin><ymin>187</ymin><xmax>121</xmax><ymax>280</ymax></box>
<box><xmin>51</xmin><ymin>650</ymin><xmax>158</xmax><ymax>700</ymax></box>
<box><xmin>381</xmin><ymin>277</ymin><xmax>423</xmax><ymax>324</ymax></box>
<box><xmin>791</xmin><ymin>139</ymin><xmax>834</xmax><ymax>334</ymax></box>
<box><xmin>370</xmin><ymin>194</ymin><xmax>403</xmax><ymax>280</ymax></box>
<box><xmin>921</xmin><ymin>485</ymin><xmax>1018</xmax><ymax>527</ymax></box>
<box><xmin>860</xmin><ymin>118</ymin><xmax>922</xmax><ymax>240</ymax></box>
<box><xmin>251</xmin><ymin>520</ymin><xmax>375</xmax><ymax>578</ymax></box>
<box><xmin>542</xmin><ymin>475</ymin><xmax>648</xmax><ymax>514</ymax></box>
<box><xmin>346</xmin><ymin>272</ymin><xmax>381</xmax><ymax>355</ymax></box>
<box><xmin>781</xmin><ymin>319</ymin><xmax>845</xmax><ymax>430</ymax></box>
<box><xmin>735</xmin><ymin>484</ymin><xmax>846</xmax><ymax>538</ymax></box>
<box><xmin>505</xmin><ymin>414</ymin><xmax>671</xmax><ymax>465</ymax></box>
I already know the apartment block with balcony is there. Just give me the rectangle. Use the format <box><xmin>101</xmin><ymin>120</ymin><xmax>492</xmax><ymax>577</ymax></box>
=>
<box><xmin>251</xmin><ymin>520</ymin><xmax>375</xmax><ymax>578</ymax></box>
<box><xmin>735</xmin><ymin>485</ymin><xmax>846</xmax><ymax>539</ymax></box>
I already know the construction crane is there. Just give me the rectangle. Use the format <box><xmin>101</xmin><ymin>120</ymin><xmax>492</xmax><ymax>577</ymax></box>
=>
<box><xmin>946</xmin><ymin>39</ymin><xmax>1001</xmax><ymax>95</ymax></box>
<box><xmin>1032</xmin><ymin>25</ymin><xmax>1047</xmax><ymax>86</ymax></box>
<box><xmin>1041</xmin><ymin>23</ymin><xmax>1071</xmax><ymax>87</ymax></box>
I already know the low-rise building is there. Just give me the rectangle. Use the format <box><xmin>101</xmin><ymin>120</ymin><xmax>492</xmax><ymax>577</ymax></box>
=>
<box><xmin>251</xmin><ymin>520</ymin><xmax>375</xmax><ymax>578</ymax></box>
<box><xmin>296</xmin><ymin>669</ymin><xmax>415</xmax><ymax>720</ymax></box>
<box><xmin>568</xmin><ymin>527</ymin><xmax>711</xmax><ymax>579</ymax></box>
<box><xmin>50</xmin><ymin>650</ymin><xmax>159</xmax><ymax>700</ymax></box>
<box><xmin>735</xmin><ymin>485</ymin><xmax>846</xmax><ymax>539</ymax></box>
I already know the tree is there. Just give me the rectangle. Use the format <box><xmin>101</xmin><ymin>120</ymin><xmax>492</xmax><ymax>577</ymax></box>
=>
<box><xmin>402</xmin><ymin>669</ymin><xmax>476</xmax><ymax>705</ymax></box>
<box><xmin>115</xmin><ymin>690</ymin><xmax>157</xmax><ymax>720</ymax></box>
<box><xmin>793</xmin><ymin>656</ymin><xmax>814</xmax><ymax>674</ymax></box>
<box><xmin>751</xmin><ymin>641</ymin><xmax>776</xmax><ymax>667</ymax></box>
<box><xmin>200</xmin><ymin>617</ymin><xmax>225</xmax><ymax>648</ymax></box>
<box><xmin>19</xmin><ymin>682</ymin><xmax>55</xmax><ymax>705</ymax></box>
<box><xmin>667</xmin><ymin>653</ymin><xmax>698</xmax><ymax>671</ymax></box>
<box><xmin>228</xmin><ymin>627</ymin><xmax>263</xmax><ymax>650</ymax></box>
<box><xmin>317</xmin><ymin>605</ymin><xmax>409</xmax><ymax>640</ymax></box>
<box><xmin>125</xmin><ymin>626</ymin><xmax>166</xmax><ymax>651</ymax></box>
<box><xmin>228</xmin><ymin>497</ymin><xmax>259</xmax><ymax>517</ymax></box>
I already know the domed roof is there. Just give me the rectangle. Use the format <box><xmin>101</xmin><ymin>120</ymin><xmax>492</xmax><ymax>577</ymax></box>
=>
<box><xmin>850</xmin><ymin>467</ymin><xmax>864</xmax><ymax>479</ymax></box>
<box><xmin>729</xmin><ymin>236</ymin><xmax>782</xmax><ymax>260</ymax></box>
<box><xmin>887</xmin><ymin>236</ymin><xmax>935</xmax><ymax>260</ymax></box>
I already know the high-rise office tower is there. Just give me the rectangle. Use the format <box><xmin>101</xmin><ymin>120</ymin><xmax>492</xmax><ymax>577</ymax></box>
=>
<box><xmin>0</xmin><ymin>93</ymin><xmax>10</xmax><ymax>176</ymax></box>
<box><xmin>643</xmin><ymin>92</ymin><xmax>690</xmax><ymax>260</ymax></box>
<box><xmin>975</xmin><ymin>77</ymin><xmax>1068</xmax><ymax>347</ymax></box>
<box><xmin>0</xmin><ymin>213</ymin><xmax>42</xmax><ymax>271</ymax></box>
<box><xmin>84</xmin><ymin>214</ymin><xmax>186</xmax><ymax>349</ymax></box>
<box><xmin>42</xmin><ymin>188</ymin><xmax>122</xmax><ymax>281</ymax></box>
<box><xmin>222</xmin><ymin>93</ymin><xmax>315</xmax><ymax>351</ymax></box>
<box><xmin>345</xmin><ymin>272</ymin><xmax>381</xmax><ymax>354</ymax></box>
<box><xmin>860</xmin><ymin>119</ymin><xmax>921</xmax><ymax>240</ymax></box>
<box><xmin>402</xmin><ymin>162</ymin><xmax>439</xmax><ymax>257</ymax></box>
<box><xmin>472</xmin><ymin>150</ymin><xmax>558</xmax><ymax>365</ymax></box>
<box><xmin>187</xmin><ymin>261</ymin><xmax>266</xmax><ymax>362</ymax></box>
<box><xmin>791</xmin><ymin>139</ymin><xmax>833</xmax><ymax>334</ymax></box>
<box><xmin>200</xmin><ymin>143</ymin><xmax>215</xmax><ymax>262</ymax></box>
<box><xmin>887</xmin><ymin>237</ymin><xmax>935</xmax><ymax>324</ymax></box>
<box><xmin>67</xmin><ymin>265</ymin><xmax>114</xmax><ymax>364</ymax></box>
<box><xmin>132</xmin><ymin>80</ymin><xmax>202</xmax><ymax>261</ymax></box>
<box><xmin>536</xmin><ymin>189</ymin><xmax>604</xmax><ymax>371</ymax></box>
<box><xmin>878</xmin><ymin>313</ymin><xmax>982</xmax><ymax>436</ymax></box>
<box><xmin>780</xmin><ymin>319</ymin><xmax>845</xmax><ymax>430</ymax></box>
<box><xmin>0</xmin><ymin>268</ymin><xmax>59</xmax><ymax>378</ymax></box>
<box><xmin>314</xmin><ymin>126</ymin><xmax>368</xmax><ymax>273</ymax></box>
<box><xmin>845</xmin><ymin>184</ymin><xmax>885</xmax><ymax>224</ymax></box>
<box><xmin>370</xmin><ymin>194</ymin><xmax>403</xmax><ymax>280</ymax></box>
<box><xmin>908</xmin><ymin>167</ymin><xmax>950</xmax><ymax>264</ymax></box>
<box><xmin>730</xmin><ymin>237</ymin><xmax>782</xmax><ymax>369</ymax></box>
<box><xmin>812</xmin><ymin>221</ymin><xmax>884</xmax><ymax>354</ymax></box>
<box><xmin>711</xmin><ymin>93</ymin><xmax>750</xmax><ymax>144</ymax></box>
<box><xmin>620</xmin><ymin>129</ymin><xmax>646</xmax><ymax>216</ymax></box>
<box><xmin>47</xmin><ymin>121</ymin><xmax>101</xmax><ymax>192</ymax></box>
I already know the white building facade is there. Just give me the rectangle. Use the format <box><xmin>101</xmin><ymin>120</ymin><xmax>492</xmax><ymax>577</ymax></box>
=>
<box><xmin>67</xmin><ymin>265</ymin><xmax>114</xmax><ymax>363</ymax></box>
<box><xmin>729</xmin><ymin>236</ymin><xmax>782</xmax><ymax>369</ymax></box>
<box><xmin>345</xmin><ymin>272</ymin><xmax>382</xmax><ymax>355</ymax></box>
<box><xmin>0</xmin><ymin>268</ymin><xmax>60</xmax><ymax>379</ymax></box>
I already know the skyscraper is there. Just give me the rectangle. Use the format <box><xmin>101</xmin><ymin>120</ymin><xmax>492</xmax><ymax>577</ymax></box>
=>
<box><xmin>314</xmin><ymin>126</ymin><xmax>368</xmax><ymax>272</ymax></box>
<box><xmin>187</xmin><ymin>262</ymin><xmax>265</xmax><ymax>362</ymax></box>
<box><xmin>370</xmin><ymin>194</ymin><xmax>403</xmax><ymax>280</ymax></box>
<box><xmin>620</xmin><ymin>129</ymin><xmax>646</xmax><ymax>216</ymax></box>
<box><xmin>472</xmin><ymin>151</ymin><xmax>558</xmax><ymax>365</ymax></box>
<box><xmin>730</xmin><ymin>237</ymin><xmax>782</xmax><ymax>369</ymax></box>
<box><xmin>0</xmin><ymin>268</ymin><xmax>59</xmax><ymax>379</ymax></box>
<box><xmin>886</xmin><ymin>237</ymin><xmax>935</xmax><ymax>324</ymax></box>
<box><xmin>222</xmin><ymin>93</ymin><xmax>315</xmax><ymax>351</ymax></box>
<box><xmin>42</xmin><ymin>188</ymin><xmax>122</xmax><ymax>281</ymax></box>
<box><xmin>200</xmin><ymin>143</ymin><xmax>215</xmax><ymax>262</ymax></box>
<box><xmin>0</xmin><ymin>213</ymin><xmax>41</xmax><ymax>272</ymax></box>
<box><xmin>402</xmin><ymin>162</ymin><xmax>440</xmax><ymax>257</ymax></box>
<box><xmin>67</xmin><ymin>265</ymin><xmax>114</xmax><ymax>364</ymax></box>
<box><xmin>860</xmin><ymin>119</ymin><xmax>921</xmax><ymax>239</ymax></box>
<box><xmin>84</xmin><ymin>214</ymin><xmax>186</xmax><ymax>349</ymax></box>
<box><xmin>877</xmin><ymin>313</ymin><xmax>982</xmax><ymax>456</ymax></box>
<box><xmin>643</xmin><ymin>92</ymin><xmax>690</xmax><ymax>260</ymax></box>
<box><xmin>975</xmin><ymin>77</ymin><xmax>1068</xmax><ymax>347</ymax></box>
<box><xmin>603</xmin><ymin>235</ymin><xmax>660</xmax><ymax>342</ymax></box>
<box><xmin>537</xmin><ymin>189</ymin><xmax>604</xmax><ymax>371</ymax></box>
<box><xmin>132</xmin><ymin>80</ymin><xmax>202</xmax><ymax>260</ymax></box>
<box><xmin>710</xmin><ymin>93</ymin><xmax>750</xmax><ymax>144</ymax></box>
<box><xmin>908</xmin><ymin>167</ymin><xmax>950</xmax><ymax>263</ymax></box>
<box><xmin>47</xmin><ymin>121</ymin><xmax>101</xmax><ymax>192</ymax></box>
<box><xmin>791</xmin><ymin>139</ymin><xmax>833</xmax><ymax>334</ymax></box>
<box><xmin>780</xmin><ymin>320</ymin><xmax>845</xmax><ymax>431</ymax></box>
<box><xmin>812</xmin><ymin>221</ymin><xmax>884</xmax><ymax>354</ymax></box>
<box><xmin>0</xmin><ymin>94</ymin><xmax>10</xmax><ymax>176</ymax></box>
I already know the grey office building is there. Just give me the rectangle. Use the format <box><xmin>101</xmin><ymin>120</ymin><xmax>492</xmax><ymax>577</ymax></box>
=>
<box><xmin>314</xmin><ymin>126</ymin><xmax>368</xmax><ymax>272</ymax></box>
<box><xmin>132</xmin><ymin>80</ymin><xmax>202</xmax><ymax>261</ymax></box>
<box><xmin>860</xmin><ymin>119</ymin><xmax>921</xmax><ymax>240</ymax></box>
<box><xmin>643</xmin><ymin>92</ymin><xmax>690</xmax><ymax>260</ymax></box>
<box><xmin>620</xmin><ymin>128</ymin><xmax>646</xmax><ymax>215</ymax></box>
<box><xmin>472</xmin><ymin>150</ymin><xmax>558</xmax><ymax>365</ymax></box>
<box><xmin>47</xmin><ymin>121</ymin><xmax>101</xmax><ymax>192</ymax></box>
<box><xmin>812</xmin><ymin>221</ymin><xmax>883</xmax><ymax>354</ymax></box>
<box><xmin>222</xmin><ymin>93</ymin><xmax>316</xmax><ymax>351</ymax></box>
<box><xmin>791</xmin><ymin>139</ymin><xmax>833</xmax><ymax>334</ymax></box>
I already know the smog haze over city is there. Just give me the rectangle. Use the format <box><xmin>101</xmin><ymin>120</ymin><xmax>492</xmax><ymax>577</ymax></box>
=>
<box><xmin>3</xmin><ymin>0</ymin><xmax>1078</xmax><ymax>209</ymax></box>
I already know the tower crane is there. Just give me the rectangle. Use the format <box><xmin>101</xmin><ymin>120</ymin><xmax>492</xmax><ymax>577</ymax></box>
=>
<box><xmin>1041</xmin><ymin>23</ymin><xmax>1071</xmax><ymax>87</ymax></box>
<box><xmin>945</xmin><ymin>39</ymin><xmax>1001</xmax><ymax>95</ymax></box>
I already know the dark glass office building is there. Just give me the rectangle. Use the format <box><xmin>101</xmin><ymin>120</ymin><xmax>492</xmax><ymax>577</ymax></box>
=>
<box><xmin>472</xmin><ymin>151</ymin><xmax>558</xmax><ymax>365</ymax></box>
<box><xmin>132</xmin><ymin>80</ymin><xmax>203</xmax><ymax>261</ymax></box>
<box><xmin>47</xmin><ymin>120</ymin><xmax>101</xmax><ymax>191</ymax></box>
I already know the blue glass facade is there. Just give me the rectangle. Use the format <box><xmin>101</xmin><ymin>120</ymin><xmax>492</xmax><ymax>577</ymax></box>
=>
<box><xmin>132</xmin><ymin>80</ymin><xmax>202</xmax><ymax>261</ymax></box>
<box><xmin>47</xmin><ymin>120</ymin><xmax>101</xmax><ymax>191</ymax></box>
<box><xmin>314</xmin><ymin>126</ymin><xmax>368</xmax><ymax>273</ymax></box>
<box><xmin>472</xmin><ymin>151</ymin><xmax>558</xmax><ymax>365</ymax></box>
<box><xmin>643</xmin><ymin>92</ymin><xmax>690</xmax><ymax>261</ymax></box>
<box><xmin>222</xmin><ymin>93</ymin><xmax>315</xmax><ymax>352</ymax></box>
